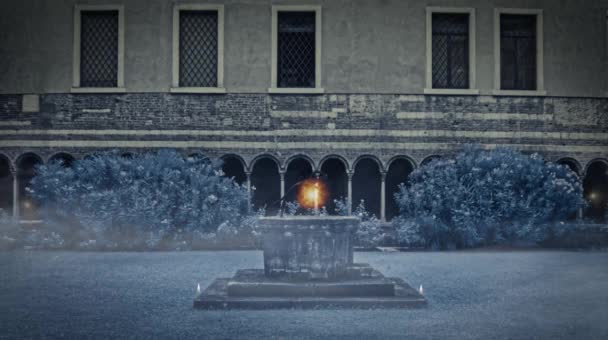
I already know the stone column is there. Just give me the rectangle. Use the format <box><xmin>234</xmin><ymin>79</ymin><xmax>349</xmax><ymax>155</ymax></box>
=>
<box><xmin>380</xmin><ymin>171</ymin><xmax>386</xmax><ymax>222</ymax></box>
<box><xmin>279</xmin><ymin>170</ymin><xmax>285</xmax><ymax>198</ymax></box>
<box><xmin>12</xmin><ymin>167</ymin><xmax>19</xmax><ymax>219</ymax></box>
<box><xmin>347</xmin><ymin>171</ymin><xmax>353</xmax><ymax>215</ymax></box>
<box><xmin>245</xmin><ymin>171</ymin><xmax>252</xmax><ymax>212</ymax></box>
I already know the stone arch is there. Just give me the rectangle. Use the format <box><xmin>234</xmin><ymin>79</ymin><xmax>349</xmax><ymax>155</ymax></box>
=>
<box><xmin>318</xmin><ymin>154</ymin><xmax>350</xmax><ymax>173</ymax></box>
<box><xmin>583</xmin><ymin>159</ymin><xmax>608</xmax><ymax>222</ymax></box>
<box><xmin>385</xmin><ymin>156</ymin><xmax>416</xmax><ymax>221</ymax></box>
<box><xmin>48</xmin><ymin>152</ymin><xmax>76</xmax><ymax>168</ymax></box>
<box><xmin>220</xmin><ymin>154</ymin><xmax>247</xmax><ymax>185</ymax></box>
<box><xmin>284</xmin><ymin>156</ymin><xmax>314</xmax><ymax>209</ymax></box>
<box><xmin>319</xmin><ymin>156</ymin><xmax>348</xmax><ymax>214</ymax></box>
<box><xmin>16</xmin><ymin>152</ymin><xmax>43</xmax><ymax>220</ymax></box>
<box><xmin>556</xmin><ymin>157</ymin><xmax>582</xmax><ymax>176</ymax></box>
<box><xmin>352</xmin><ymin>154</ymin><xmax>384</xmax><ymax>173</ymax></box>
<box><xmin>186</xmin><ymin>152</ymin><xmax>209</xmax><ymax>163</ymax></box>
<box><xmin>284</xmin><ymin>154</ymin><xmax>316</xmax><ymax>172</ymax></box>
<box><xmin>250</xmin><ymin>154</ymin><xmax>281</xmax><ymax>173</ymax></box>
<box><xmin>250</xmin><ymin>157</ymin><xmax>281</xmax><ymax>215</ymax></box>
<box><xmin>584</xmin><ymin>158</ymin><xmax>608</xmax><ymax>177</ymax></box>
<box><xmin>352</xmin><ymin>156</ymin><xmax>381</xmax><ymax>218</ymax></box>
<box><xmin>0</xmin><ymin>153</ymin><xmax>13</xmax><ymax>215</ymax></box>
<box><xmin>420</xmin><ymin>154</ymin><xmax>442</xmax><ymax>167</ymax></box>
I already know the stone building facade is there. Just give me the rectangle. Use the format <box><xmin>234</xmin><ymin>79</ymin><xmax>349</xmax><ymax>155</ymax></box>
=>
<box><xmin>1</xmin><ymin>0</ymin><xmax>607</xmax><ymax>221</ymax></box>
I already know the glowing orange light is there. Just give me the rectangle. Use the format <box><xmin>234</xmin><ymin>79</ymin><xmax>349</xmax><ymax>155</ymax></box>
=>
<box><xmin>297</xmin><ymin>179</ymin><xmax>327</xmax><ymax>210</ymax></box>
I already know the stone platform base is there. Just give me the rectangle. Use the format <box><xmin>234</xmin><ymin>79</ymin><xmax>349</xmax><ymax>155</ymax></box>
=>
<box><xmin>194</xmin><ymin>266</ymin><xmax>426</xmax><ymax>310</ymax></box>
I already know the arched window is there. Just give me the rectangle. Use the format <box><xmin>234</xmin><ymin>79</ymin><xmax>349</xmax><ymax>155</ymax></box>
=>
<box><xmin>420</xmin><ymin>155</ymin><xmax>441</xmax><ymax>167</ymax></box>
<box><xmin>49</xmin><ymin>153</ymin><xmax>76</xmax><ymax>168</ymax></box>
<box><xmin>386</xmin><ymin>157</ymin><xmax>415</xmax><ymax>221</ymax></box>
<box><xmin>319</xmin><ymin>157</ymin><xmax>348</xmax><ymax>214</ymax></box>
<box><xmin>250</xmin><ymin>157</ymin><xmax>281</xmax><ymax>215</ymax></box>
<box><xmin>352</xmin><ymin>157</ymin><xmax>381</xmax><ymax>218</ymax></box>
<box><xmin>221</xmin><ymin>155</ymin><xmax>247</xmax><ymax>185</ymax></box>
<box><xmin>583</xmin><ymin>160</ymin><xmax>608</xmax><ymax>222</ymax></box>
<box><xmin>284</xmin><ymin>157</ymin><xmax>314</xmax><ymax>210</ymax></box>
<box><xmin>556</xmin><ymin>158</ymin><xmax>581</xmax><ymax>176</ymax></box>
<box><xmin>17</xmin><ymin>153</ymin><xmax>43</xmax><ymax>220</ymax></box>
<box><xmin>0</xmin><ymin>154</ymin><xmax>13</xmax><ymax>216</ymax></box>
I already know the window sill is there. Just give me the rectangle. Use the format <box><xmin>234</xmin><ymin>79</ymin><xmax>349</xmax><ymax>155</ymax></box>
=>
<box><xmin>492</xmin><ymin>89</ymin><xmax>547</xmax><ymax>97</ymax></box>
<box><xmin>170</xmin><ymin>87</ymin><xmax>226</xmax><ymax>94</ymax></box>
<box><xmin>70</xmin><ymin>87</ymin><xmax>126</xmax><ymax>94</ymax></box>
<box><xmin>424</xmin><ymin>88</ymin><xmax>480</xmax><ymax>95</ymax></box>
<box><xmin>268</xmin><ymin>87</ymin><xmax>325</xmax><ymax>94</ymax></box>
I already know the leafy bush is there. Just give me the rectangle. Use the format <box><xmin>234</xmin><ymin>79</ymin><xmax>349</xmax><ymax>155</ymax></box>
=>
<box><xmin>335</xmin><ymin>198</ymin><xmax>391</xmax><ymax>248</ymax></box>
<box><xmin>28</xmin><ymin>150</ymin><xmax>251</xmax><ymax>250</ymax></box>
<box><xmin>393</xmin><ymin>146</ymin><xmax>586</xmax><ymax>249</ymax></box>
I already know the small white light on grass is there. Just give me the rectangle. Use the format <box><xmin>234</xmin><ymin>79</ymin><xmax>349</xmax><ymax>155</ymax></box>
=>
<box><xmin>419</xmin><ymin>285</ymin><xmax>424</xmax><ymax>295</ymax></box>
<box><xmin>197</xmin><ymin>283</ymin><xmax>201</xmax><ymax>295</ymax></box>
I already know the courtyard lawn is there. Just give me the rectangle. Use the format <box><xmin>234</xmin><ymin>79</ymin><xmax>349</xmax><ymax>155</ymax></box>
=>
<box><xmin>1</xmin><ymin>250</ymin><xmax>607</xmax><ymax>340</ymax></box>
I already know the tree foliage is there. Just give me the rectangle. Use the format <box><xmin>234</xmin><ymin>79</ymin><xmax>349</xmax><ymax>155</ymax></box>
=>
<box><xmin>28</xmin><ymin>150</ymin><xmax>250</xmax><ymax>249</ymax></box>
<box><xmin>393</xmin><ymin>146</ymin><xmax>586</xmax><ymax>249</ymax></box>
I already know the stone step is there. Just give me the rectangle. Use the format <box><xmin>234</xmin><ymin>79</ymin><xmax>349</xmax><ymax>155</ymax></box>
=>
<box><xmin>225</xmin><ymin>269</ymin><xmax>395</xmax><ymax>297</ymax></box>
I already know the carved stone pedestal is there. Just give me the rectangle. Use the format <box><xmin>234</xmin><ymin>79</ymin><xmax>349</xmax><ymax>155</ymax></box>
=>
<box><xmin>194</xmin><ymin>216</ymin><xmax>426</xmax><ymax>309</ymax></box>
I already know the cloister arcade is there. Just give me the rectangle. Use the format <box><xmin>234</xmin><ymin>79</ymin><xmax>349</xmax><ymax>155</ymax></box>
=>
<box><xmin>1</xmin><ymin>151</ymin><xmax>607</xmax><ymax>223</ymax></box>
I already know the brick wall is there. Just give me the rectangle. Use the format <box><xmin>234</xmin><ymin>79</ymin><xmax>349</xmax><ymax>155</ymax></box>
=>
<box><xmin>1</xmin><ymin>93</ymin><xmax>607</xmax><ymax>172</ymax></box>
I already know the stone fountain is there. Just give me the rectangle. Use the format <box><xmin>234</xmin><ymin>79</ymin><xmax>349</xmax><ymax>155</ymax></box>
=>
<box><xmin>194</xmin><ymin>216</ymin><xmax>426</xmax><ymax>309</ymax></box>
<box><xmin>194</xmin><ymin>177</ymin><xmax>426</xmax><ymax>309</ymax></box>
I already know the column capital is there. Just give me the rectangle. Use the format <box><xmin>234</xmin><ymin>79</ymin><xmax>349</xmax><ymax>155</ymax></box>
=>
<box><xmin>380</xmin><ymin>171</ymin><xmax>387</xmax><ymax>181</ymax></box>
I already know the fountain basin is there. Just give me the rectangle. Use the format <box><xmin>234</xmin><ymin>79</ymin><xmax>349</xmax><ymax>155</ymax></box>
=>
<box><xmin>258</xmin><ymin>216</ymin><xmax>359</xmax><ymax>280</ymax></box>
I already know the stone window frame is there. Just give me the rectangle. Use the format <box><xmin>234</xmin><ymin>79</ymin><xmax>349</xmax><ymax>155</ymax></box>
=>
<box><xmin>170</xmin><ymin>4</ymin><xmax>225</xmax><ymax>94</ymax></box>
<box><xmin>269</xmin><ymin>5</ymin><xmax>324</xmax><ymax>94</ymax></box>
<box><xmin>493</xmin><ymin>8</ymin><xmax>546</xmax><ymax>97</ymax></box>
<box><xmin>71</xmin><ymin>4</ymin><xmax>125</xmax><ymax>93</ymax></box>
<box><xmin>424</xmin><ymin>7</ymin><xmax>478</xmax><ymax>96</ymax></box>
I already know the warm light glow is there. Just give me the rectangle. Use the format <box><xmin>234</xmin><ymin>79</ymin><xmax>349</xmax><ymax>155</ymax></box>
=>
<box><xmin>297</xmin><ymin>179</ymin><xmax>327</xmax><ymax>210</ymax></box>
<box><xmin>589</xmin><ymin>192</ymin><xmax>597</xmax><ymax>201</ymax></box>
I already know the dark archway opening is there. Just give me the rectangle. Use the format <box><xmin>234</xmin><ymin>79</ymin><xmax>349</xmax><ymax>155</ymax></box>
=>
<box><xmin>352</xmin><ymin>158</ymin><xmax>381</xmax><ymax>218</ymax></box>
<box><xmin>284</xmin><ymin>158</ymin><xmax>313</xmax><ymax>211</ymax></box>
<box><xmin>319</xmin><ymin>158</ymin><xmax>347</xmax><ymax>214</ymax></box>
<box><xmin>221</xmin><ymin>156</ymin><xmax>246</xmax><ymax>185</ymax></box>
<box><xmin>386</xmin><ymin>158</ymin><xmax>415</xmax><ymax>221</ymax></box>
<box><xmin>0</xmin><ymin>155</ymin><xmax>13</xmax><ymax>216</ymax></box>
<box><xmin>583</xmin><ymin>161</ymin><xmax>608</xmax><ymax>222</ymax></box>
<box><xmin>557</xmin><ymin>158</ymin><xmax>580</xmax><ymax>176</ymax></box>
<box><xmin>420</xmin><ymin>155</ymin><xmax>441</xmax><ymax>167</ymax></box>
<box><xmin>251</xmin><ymin>158</ymin><xmax>281</xmax><ymax>215</ymax></box>
<box><xmin>17</xmin><ymin>153</ymin><xmax>43</xmax><ymax>220</ymax></box>
<box><xmin>49</xmin><ymin>153</ymin><xmax>76</xmax><ymax>168</ymax></box>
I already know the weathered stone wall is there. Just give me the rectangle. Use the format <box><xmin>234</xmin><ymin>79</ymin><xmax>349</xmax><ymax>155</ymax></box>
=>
<box><xmin>1</xmin><ymin>93</ymin><xmax>606</xmax><ymax>172</ymax></box>
<box><xmin>1</xmin><ymin>0</ymin><xmax>607</xmax><ymax>96</ymax></box>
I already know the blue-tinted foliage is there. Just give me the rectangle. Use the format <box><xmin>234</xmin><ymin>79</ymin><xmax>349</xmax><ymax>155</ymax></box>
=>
<box><xmin>393</xmin><ymin>146</ymin><xmax>586</xmax><ymax>249</ymax></box>
<box><xmin>28</xmin><ymin>150</ymin><xmax>250</xmax><ymax>249</ymax></box>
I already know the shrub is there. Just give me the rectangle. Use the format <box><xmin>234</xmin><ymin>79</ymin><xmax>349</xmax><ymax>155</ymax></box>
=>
<box><xmin>28</xmin><ymin>149</ymin><xmax>250</xmax><ymax>250</ymax></box>
<box><xmin>393</xmin><ymin>146</ymin><xmax>586</xmax><ymax>249</ymax></box>
<box><xmin>335</xmin><ymin>198</ymin><xmax>391</xmax><ymax>248</ymax></box>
